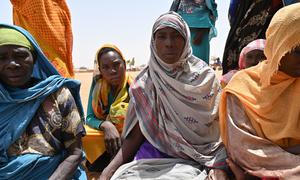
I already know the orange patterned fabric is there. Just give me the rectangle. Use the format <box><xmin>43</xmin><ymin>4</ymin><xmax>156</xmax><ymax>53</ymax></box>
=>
<box><xmin>11</xmin><ymin>0</ymin><xmax>74</xmax><ymax>77</ymax></box>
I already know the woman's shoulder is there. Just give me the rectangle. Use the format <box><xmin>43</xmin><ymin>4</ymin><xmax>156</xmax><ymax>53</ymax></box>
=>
<box><xmin>188</xmin><ymin>57</ymin><xmax>216</xmax><ymax>76</ymax></box>
<box><xmin>129</xmin><ymin>66</ymin><xmax>155</xmax><ymax>94</ymax></box>
<box><xmin>51</xmin><ymin>86</ymin><xmax>74</xmax><ymax>104</ymax></box>
<box><xmin>226</xmin><ymin>66</ymin><xmax>261</xmax><ymax>89</ymax></box>
<box><xmin>54</xmin><ymin>86</ymin><xmax>71</xmax><ymax>96</ymax></box>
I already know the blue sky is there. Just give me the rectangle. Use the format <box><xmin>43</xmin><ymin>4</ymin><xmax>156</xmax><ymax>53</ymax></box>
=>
<box><xmin>0</xmin><ymin>0</ymin><xmax>229</xmax><ymax>68</ymax></box>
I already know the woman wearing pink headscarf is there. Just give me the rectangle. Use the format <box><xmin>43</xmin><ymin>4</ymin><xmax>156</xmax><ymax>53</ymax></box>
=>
<box><xmin>220</xmin><ymin>39</ymin><xmax>266</xmax><ymax>88</ymax></box>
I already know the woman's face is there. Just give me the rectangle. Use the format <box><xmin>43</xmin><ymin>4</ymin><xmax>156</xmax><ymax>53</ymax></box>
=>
<box><xmin>154</xmin><ymin>27</ymin><xmax>185</xmax><ymax>64</ymax></box>
<box><xmin>279</xmin><ymin>46</ymin><xmax>300</xmax><ymax>77</ymax></box>
<box><xmin>98</xmin><ymin>50</ymin><xmax>126</xmax><ymax>87</ymax></box>
<box><xmin>244</xmin><ymin>49</ymin><xmax>266</xmax><ymax>68</ymax></box>
<box><xmin>0</xmin><ymin>45</ymin><xmax>34</xmax><ymax>88</ymax></box>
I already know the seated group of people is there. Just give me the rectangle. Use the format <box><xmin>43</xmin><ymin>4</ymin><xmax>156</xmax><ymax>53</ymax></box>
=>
<box><xmin>1</xmin><ymin>3</ymin><xmax>300</xmax><ymax>180</ymax></box>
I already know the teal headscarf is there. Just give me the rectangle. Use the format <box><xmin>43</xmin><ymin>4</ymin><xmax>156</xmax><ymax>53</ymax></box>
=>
<box><xmin>0</xmin><ymin>24</ymin><xmax>85</xmax><ymax>180</ymax></box>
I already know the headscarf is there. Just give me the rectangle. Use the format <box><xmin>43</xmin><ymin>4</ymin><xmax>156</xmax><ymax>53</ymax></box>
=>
<box><xmin>124</xmin><ymin>12</ymin><xmax>225</xmax><ymax>168</ymax></box>
<box><xmin>238</xmin><ymin>39</ymin><xmax>266</xmax><ymax>69</ymax></box>
<box><xmin>222</xmin><ymin>0</ymin><xmax>282</xmax><ymax>74</ymax></box>
<box><xmin>0</xmin><ymin>24</ymin><xmax>84</xmax><ymax>179</ymax></box>
<box><xmin>220</xmin><ymin>3</ymin><xmax>300</xmax><ymax>148</ymax></box>
<box><xmin>219</xmin><ymin>69</ymin><xmax>238</xmax><ymax>88</ymax></box>
<box><xmin>220</xmin><ymin>39</ymin><xmax>266</xmax><ymax>87</ymax></box>
<box><xmin>0</xmin><ymin>28</ymin><xmax>33</xmax><ymax>50</ymax></box>
<box><xmin>92</xmin><ymin>44</ymin><xmax>132</xmax><ymax>131</ymax></box>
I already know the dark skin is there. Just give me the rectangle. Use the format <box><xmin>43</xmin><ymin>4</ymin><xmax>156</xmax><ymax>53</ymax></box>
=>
<box><xmin>49</xmin><ymin>137</ymin><xmax>83</xmax><ymax>180</ymax></box>
<box><xmin>0</xmin><ymin>45</ymin><xmax>34</xmax><ymax>88</ymax></box>
<box><xmin>99</xmin><ymin>124</ymin><xmax>144</xmax><ymax>180</ymax></box>
<box><xmin>98</xmin><ymin>50</ymin><xmax>126</xmax><ymax>156</ymax></box>
<box><xmin>228</xmin><ymin>46</ymin><xmax>300</xmax><ymax>180</ymax></box>
<box><xmin>244</xmin><ymin>50</ymin><xmax>266</xmax><ymax>68</ymax></box>
<box><xmin>279</xmin><ymin>46</ymin><xmax>300</xmax><ymax>77</ymax></box>
<box><xmin>0</xmin><ymin>45</ymin><xmax>83</xmax><ymax>179</ymax></box>
<box><xmin>154</xmin><ymin>27</ymin><xmax>185</xmax><ymax>64</ymax></box>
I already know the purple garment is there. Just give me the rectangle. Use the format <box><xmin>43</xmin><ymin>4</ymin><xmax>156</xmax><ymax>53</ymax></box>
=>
<box><xmin>134</xmin><ymin>140</ymin><xmax>171</xmax><ymax>160</ymax></box>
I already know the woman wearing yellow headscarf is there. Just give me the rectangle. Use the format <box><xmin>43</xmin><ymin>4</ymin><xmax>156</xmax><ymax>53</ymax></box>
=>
<box><xmin>220</xmin><ymin>3</ymin><xmax>300</xmax><ymax>179</ymax></box>
<box><xmin>82</xmin><ymin>44</ymin><xmax>132</xmax><ymax>172</ymax></box>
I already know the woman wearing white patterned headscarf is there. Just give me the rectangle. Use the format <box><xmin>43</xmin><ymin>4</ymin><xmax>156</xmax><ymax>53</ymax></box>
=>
<box><xmin>100</xmin><ymin>11</ymin><xmax>229</xmax><ymax>180</ymax></box>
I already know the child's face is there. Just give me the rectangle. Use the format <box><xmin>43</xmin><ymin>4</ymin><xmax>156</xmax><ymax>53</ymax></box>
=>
<box><xmin>244</xmin><ymin>50</ymin><xmax>266</xmax><ymax>68</ymax></box>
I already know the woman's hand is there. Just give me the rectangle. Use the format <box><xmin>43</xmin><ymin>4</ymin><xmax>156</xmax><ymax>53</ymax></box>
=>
<box><xmin>100</xmin><ymin>121</ymin><xmax>121</xmax><ymax>156</ymax></box>
<box><xmin>192</xmin><ymin>28</ymin><xmax>209</xmax><ymax>45</ymax></box>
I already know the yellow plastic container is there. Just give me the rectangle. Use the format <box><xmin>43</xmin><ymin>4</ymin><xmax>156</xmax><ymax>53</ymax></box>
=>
<box><xmin>82</xmin><ymin>125</ymin><xmax>106</xmax><ymax>163</ymax></box>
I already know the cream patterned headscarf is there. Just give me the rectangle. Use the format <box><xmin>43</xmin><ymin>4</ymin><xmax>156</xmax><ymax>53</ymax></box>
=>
<box><xmin>124</xmin><ymin>12</ymin><xmax>225</xmax><ymax>168</ymax></box>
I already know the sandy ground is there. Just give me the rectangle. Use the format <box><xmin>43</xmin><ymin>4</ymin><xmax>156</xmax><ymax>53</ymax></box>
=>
<box><xmin>74</xmin><ymin>72</ymin><xmax>93</xmax><ymax>113</ymax></box>
<box><xmin>74</xmin><ymin>69</ymin><xmax>222</xmax><ymax>114</ymax></box>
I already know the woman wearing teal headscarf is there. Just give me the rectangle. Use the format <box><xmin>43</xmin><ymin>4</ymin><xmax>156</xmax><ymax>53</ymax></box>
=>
<box><xmin>170</xmin><ymin>0</ymin><xmax>217</xmax><ymax>64</ymax></box>
<box><xmin>0</xmin><ymin>24</ymin><xmax>86</xmax><ymax>179</ymax></box>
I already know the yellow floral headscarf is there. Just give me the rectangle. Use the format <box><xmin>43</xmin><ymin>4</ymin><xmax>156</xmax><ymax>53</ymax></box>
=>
<box><xmin>91</xmin><ymin>44</ymin><xmax>132</xmax><ymax>131</ymax></box>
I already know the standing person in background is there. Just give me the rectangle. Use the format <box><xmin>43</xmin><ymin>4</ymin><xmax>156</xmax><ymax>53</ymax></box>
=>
<box><xmin>11</xmin><ymin>0</ymin><xmax>74</xmax><ymax>77</ymax></box>
<box><xmin>170</xmin><ymin>0</ymin><xmax>217</xmax><ymax>64</ymax></box>
<box><xmin>82</xmin><ymin>44</ymin><xmax>132</xmax><ymax>173</ymax></box>
<box><xmin>222</xmin><ymin>0</ymin><xmax>283</xmax><ymax>74</ymax></box>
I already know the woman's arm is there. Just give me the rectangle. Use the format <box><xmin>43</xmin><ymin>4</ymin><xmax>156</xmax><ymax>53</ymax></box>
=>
<box><xmin>49</xmin><ymin>87</ymin><xmax>86</xmax><ymax>179</ymax></box>
<box><xmin>49</xmin><ymin>136</ymin><xmax>83</xmax><ymax>180</ymax></box>
<box><xmin>192</xmin><ymin>28</ymin><xmax>209</xmax><ymax>45</ymax></box>
<box><xmin>86</xmin><ymin>80</ymin><xmax>122</xmax><ymax>155</ymax></box>
<box><xmin>100</xmin><ymin>123</ymin><xmax>145</xmax><ymax>180</ymax></box>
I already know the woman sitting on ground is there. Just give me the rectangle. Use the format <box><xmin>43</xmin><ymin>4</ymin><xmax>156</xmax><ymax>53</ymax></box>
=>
<box><xmin>100</xmin><ymin>12</ymin><xmax>229</xmax><ymax>180</ymax></box>
<box><xmin>220</xmin><ymin>39</ymin><xmax>266</xmax><ymax>87</ymax></box>
<box><xmin>220</xmin><ymin>3</ymin><xmax>300</xmax><ymax>179</ymax></box>
<box><xmin>83</xmin><ymin>44</ymin><xmax>132</xmax><ymax>172</ymax></box>
<box><xmin>0</xmin><ymin>24</ymin><xmax>86</xmax><ymax>179</ymax></box>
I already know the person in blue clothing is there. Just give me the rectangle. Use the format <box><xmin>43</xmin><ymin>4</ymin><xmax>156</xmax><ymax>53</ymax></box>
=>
<box><xmin>83</xmin><ymin>44</ymin><xmax>132</xmax><ymax>172</ymax></box>
<box><xmin>170</xmin><ymin>0</ymin><xmax>218</xmax><ymax>64</ymax></box>
<box><xmin>0</xmin><ymin>24</ymin><xmax>86</xmax><ymax>179</ymax></box>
